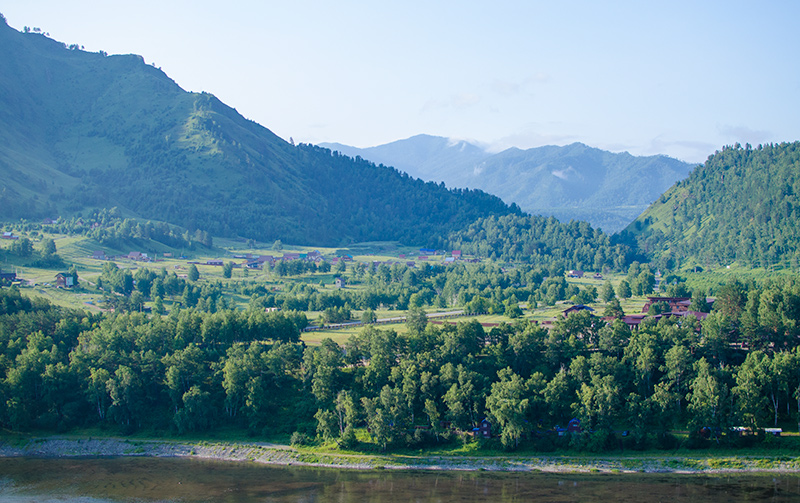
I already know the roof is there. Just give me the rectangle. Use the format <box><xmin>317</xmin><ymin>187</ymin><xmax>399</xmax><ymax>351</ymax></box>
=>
<box><xmin>562</xmin><ymin>304</ymin><xmax>595</xmax><ymax>317</ymax></box>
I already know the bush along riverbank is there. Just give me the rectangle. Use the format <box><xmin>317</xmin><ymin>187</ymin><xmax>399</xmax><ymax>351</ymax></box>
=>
<box><xmin>1</xmin><ymin>435</ymin><xmax>800</xmax><ymax>474</ymax></box>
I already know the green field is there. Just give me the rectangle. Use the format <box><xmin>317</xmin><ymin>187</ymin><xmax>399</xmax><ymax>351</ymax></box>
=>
<box><xmin>1</xmin><ymin>230</ymin><xmax>655</xmax><ymax>342</ymax></box>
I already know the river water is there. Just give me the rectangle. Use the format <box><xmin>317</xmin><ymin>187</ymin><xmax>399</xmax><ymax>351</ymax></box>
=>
<box><xmin>1</xmin><ymin>457</ymin><xmax>799</xmax><ymax>502</ymax></box>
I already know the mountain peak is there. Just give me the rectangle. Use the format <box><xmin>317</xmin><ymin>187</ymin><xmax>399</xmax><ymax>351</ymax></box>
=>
<box><xmin>319</xmin><ymin>137</ymin><xmax>695</xmax><ymax>232</ymax></box>
<box><xmin>0</xmin><ymin>22</ymin><xmax>518</xmax><ymax>245</ymax></box>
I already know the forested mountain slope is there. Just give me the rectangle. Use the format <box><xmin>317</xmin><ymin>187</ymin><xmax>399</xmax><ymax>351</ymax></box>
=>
<box><xmin>0</xmin><ymin>17</ymin><xmax>517</xmax><ymax>246</ymax></box>
<box><xmin>620</xmin><ymin>142</ymin><xmax>800</xmax><ymax>270</ymax></box>
<box><xmin>447</xmin><ymin>214</ymin><xmax>633</xmax><ymax>270</ymax></box>
<box><xmin>322</xmin><ymin>136</ymin><xmax>694</xmax><ymax>232</ymax></box>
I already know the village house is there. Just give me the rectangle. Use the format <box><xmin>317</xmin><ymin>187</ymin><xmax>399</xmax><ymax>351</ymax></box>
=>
<box><xmin>562</xmin><ymin>304</ymin><xmax>595</xmax><ymax>318</ymax></box>
<box><xmin>334</xmin><ymin>277</ymin><xmax>346</xmax><ymax>289</ymax></box>
<box><xmin>567</xmin><ymin>418</ymin><xmax>582</xmax><ymax>433</ymax></box>
<box><xmin>127</xmin><ymin>251</ymin><xmax>149</xmax><ymax>261</ymax></box>
<box><xmin>641</xmin><ymin>296</ymin><xmax>692</xmax><ymax>313</ymax></box>
<box><xmin>611</xmin><ymin>310</ymin><xmax>708</xmax><ymax>331</ymax></box>
<box><xmin>256</xmin><ymin>255</ymin><xmax>275</xmax><ymax>266</ymax></box>
<box><xmin>92</xmin><ymin>250</ymin><xmax>107</xmax><ymax>260</ymax></box>
<box><xmin>55</xmin><ymin>272</ymin><xmax>74</xmax><ymax>288</ymax></box>
<box><xmin>2</xmin><ymin>232</ymin><xmax>19</xmax><ymax>240</ymax></box>
<box><xmin>567</xmin><ymin>270</ymin><xmax>584</xmax><ymax>278</ymax></box>
<box><xmin>472</xmin><ymin>418</ymin><xmax>492</xmax><ymax>438</ymax></box>
<box><xmin>619</xmin><ymin>314</ymin><xmax>648</xmax><ymax>330</ymax></box>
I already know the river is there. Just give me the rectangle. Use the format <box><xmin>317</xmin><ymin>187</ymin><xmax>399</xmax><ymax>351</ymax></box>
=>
<box><xmin>1</xmin><ymin>457</ymin><xmax>799</xmax><ymax>502</ymax></box>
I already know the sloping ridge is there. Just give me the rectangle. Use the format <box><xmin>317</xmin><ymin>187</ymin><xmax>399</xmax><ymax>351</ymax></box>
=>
<box><xmin>0</xmin><ymin>16</ymin><xmax>517</xmax><ymax>245</ymax></box>
<box><xmin>619</xmin><ymin>142</ymin><xmax>800</xmax><ymax>269</ymax></box>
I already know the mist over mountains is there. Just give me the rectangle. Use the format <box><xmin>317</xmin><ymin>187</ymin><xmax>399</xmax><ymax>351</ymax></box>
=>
<box><xmin>321</xmin><ymin>135</ymin><xmax>695</xmax><ymax>232</ymax></box>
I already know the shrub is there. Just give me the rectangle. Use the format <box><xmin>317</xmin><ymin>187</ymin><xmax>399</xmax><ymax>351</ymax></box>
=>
<box><xmin>290</xmin><ymin>432</ymin><xmax>312</xmax><ymax>446</ymax></box>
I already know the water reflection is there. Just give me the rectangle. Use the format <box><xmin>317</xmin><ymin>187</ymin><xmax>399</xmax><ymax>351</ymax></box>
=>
<box><xmin>0</xmin><ymin>457</ymin><xmax>798</xmax><ymax>502</ymax></box>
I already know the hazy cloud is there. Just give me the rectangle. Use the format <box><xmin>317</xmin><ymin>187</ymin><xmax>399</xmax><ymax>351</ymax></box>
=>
<box><xmin>551</xmin><ymin>168</ymin><xmax>571</xmax><ymax>180</ymax></box>
<box><xmin>491</xmin><ymin>73</ymin><xmax>550</xmax><ymax>97</ymax></box>
<box><xmin>421</xmin><ymin>93</ymin><xmax>480</xmax><ymax>112</ymax></box>
<box><xmin>641</xmin><ymin>136</ymin><xmax>718</xmax><ymax>164</ymax></box>
<box><xmin>452</xmin><ymin>93</ymin><xmax>480</xmax><ymax>108</ymax></box>
<box><xmin>531</xmin><ymin>72</ymin><xmax>550</xmax><ymax>83</ymax></box>
<box><xmin>492</xmin><ymin>79</ymin><xmax>520</xmax><ymax>96</ymax></box>
<box><xmin>717</xmin><ymin>124</ymin><xmax>771</xmax><ymax>146</ymax></box>
<box><xmin>420</xmin><ymin>98</ymin><xmax>444</xmax><ymax>112</ymax></box>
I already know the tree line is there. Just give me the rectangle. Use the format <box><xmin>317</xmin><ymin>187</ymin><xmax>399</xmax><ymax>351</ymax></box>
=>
<box><xmin>2</xmin><ymin>276</ymin><xmax>800</xmax><ymax>451</ymax></box>
<box><xmin>623</xmin><ymin>142</ymin><xmax>800</xmax><ymax>271</ymax></box>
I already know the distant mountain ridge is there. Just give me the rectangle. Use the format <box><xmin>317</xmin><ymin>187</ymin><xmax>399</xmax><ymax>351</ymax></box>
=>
<box><xmin>320</xmin><ymin>135</ymin><xmax>695</xmax><ymax>232</ymax></box>
<box><xmin>0</xmin><ymin>17</ymin><xmax>518</xmax><ymax>246</ymax></box>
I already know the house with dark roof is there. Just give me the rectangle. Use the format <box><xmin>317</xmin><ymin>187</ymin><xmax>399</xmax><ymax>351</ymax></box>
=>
<box><xmin>562</xmin><ymin>304</ymin><xmax>595</xmax><ymax>318</ymax></box>
<box><xmin>641</xmin><ymin>296</ymin><xmax>691</xmax><ymax>313</ymax></box>
<box><xmin>471</xmin><ymin>418</ymin><xmax>492</xmax><ymax>438</ymax></box>
<box><xmin>257</xmin><ymin>255</ymin><xmax>275</xmax><ymax>264</ymax></box>
<box><xmin>55</xmin><ymin>273</ymin><xmax>74</xmax><ymax>288</ymax></box>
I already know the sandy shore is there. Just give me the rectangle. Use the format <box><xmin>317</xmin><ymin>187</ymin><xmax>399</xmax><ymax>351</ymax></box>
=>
<box><xmin>1</xmin><ymin>436</ymin><xmax>799</xmax><ymax>474</ymax></box>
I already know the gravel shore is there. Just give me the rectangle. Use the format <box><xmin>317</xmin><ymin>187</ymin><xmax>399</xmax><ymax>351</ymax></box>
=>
<box><xmin>2</xmin><ymin>436</ymin><xmax>799</xmax><ymax>474</ymax></box>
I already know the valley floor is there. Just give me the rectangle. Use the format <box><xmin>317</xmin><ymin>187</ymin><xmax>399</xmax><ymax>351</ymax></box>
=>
<box><xmin>1</xmin><ymin>435</ymin><xmax>799</xmax><ymax>475</ymax></box>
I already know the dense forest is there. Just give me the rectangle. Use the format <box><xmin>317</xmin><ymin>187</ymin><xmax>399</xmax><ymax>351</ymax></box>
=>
<box><xmin>3</xmin><ymin>270</ymin><xmax>800</xmax><ymax>452</ymax></box>
<box><xmin>623</xmin><ymin>142</ymin><xmax>800</xmax><ymax>271</ymax></box>
<box><xmin>448</xmin><ymin>214</ymin><xmax>635</xmax><ymax>269</ymax></box>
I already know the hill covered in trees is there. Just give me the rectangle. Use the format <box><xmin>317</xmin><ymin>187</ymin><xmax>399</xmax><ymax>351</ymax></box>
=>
<box><xmin>322</xmin><ymin>135</ymin><xmax>694</xmax><ymax>233</ymax></box>
<box><xmin>621</xmin><ymin>142</ymin><xmax>800</xmax><ymax>271</ymax></box>
<box><xmin>0</xmin><ymin>17</ymin><xmax>517</xmax><ymax>247</ymax></box>
<box><xmin>447</xmin><ymin>214</ymin><xmax>634</xmax><ymax>270</ymax></box>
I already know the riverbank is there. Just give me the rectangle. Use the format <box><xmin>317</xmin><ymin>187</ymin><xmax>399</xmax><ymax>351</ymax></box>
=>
<box><xmin>2</xmin><ymin>435</ymin><xmax>800</xmax><ymax>474</ymax></box>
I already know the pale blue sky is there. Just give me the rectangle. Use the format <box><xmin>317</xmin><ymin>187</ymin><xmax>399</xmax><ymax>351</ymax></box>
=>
<box><xmin>2</xmin><ymin>1</ymin><xmax>799</xmax><ymax>163</ymax></box>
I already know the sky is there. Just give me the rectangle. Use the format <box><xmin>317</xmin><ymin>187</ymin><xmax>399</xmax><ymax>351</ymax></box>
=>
<box><xmin>2</xmin><ymin>1</ymin><xmax>799</xmax><ymax>163</ymax></box>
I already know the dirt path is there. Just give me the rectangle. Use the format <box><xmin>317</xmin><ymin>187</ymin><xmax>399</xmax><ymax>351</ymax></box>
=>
<box><xmin>1</xmin><ymin>435</ymin><xmax>799</xmax><ymax>474</ymax></box>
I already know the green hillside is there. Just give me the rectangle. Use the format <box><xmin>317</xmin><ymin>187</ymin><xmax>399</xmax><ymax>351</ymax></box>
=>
<box><xmin>620</xmin><ymin>142</ymin><xmax>800</xmax><ymax>270</ymax></box>
<box><xmin>0</xmin><ymin>17</ymin><xmax>517</xmax><ymax>247</ymax></box>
